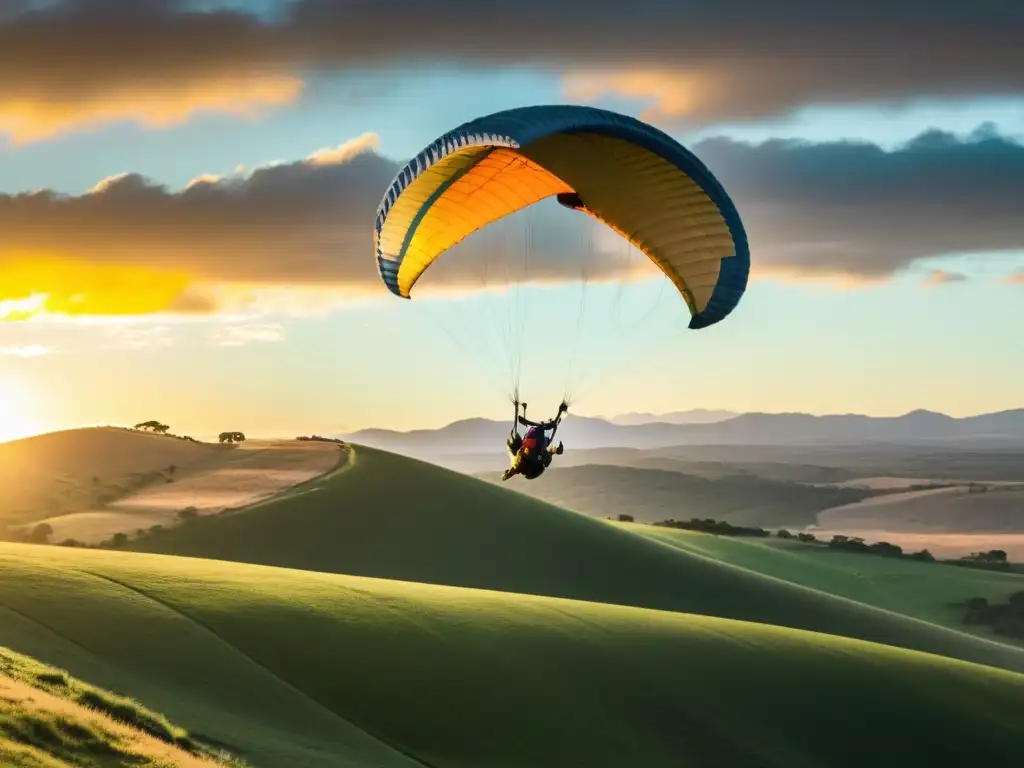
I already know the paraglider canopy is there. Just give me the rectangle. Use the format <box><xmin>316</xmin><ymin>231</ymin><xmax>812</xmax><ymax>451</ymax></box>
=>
<box><xmin>374</xmin><ymin>104</ymin><xmax>750</xmax><ymax>330</ymax></box>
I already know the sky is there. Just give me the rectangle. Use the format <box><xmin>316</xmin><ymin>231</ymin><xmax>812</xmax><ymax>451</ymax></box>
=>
<box><xmin>0</xmin><ymin>0</ymin><xmax>1022</xmax><ymax>441</ymax></box>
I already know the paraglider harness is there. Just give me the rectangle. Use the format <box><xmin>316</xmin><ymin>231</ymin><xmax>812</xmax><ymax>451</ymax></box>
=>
<box><xmin>502</xmin><ymin>401</ymin><xmax>567</xmax><ymax>481</ymax></box>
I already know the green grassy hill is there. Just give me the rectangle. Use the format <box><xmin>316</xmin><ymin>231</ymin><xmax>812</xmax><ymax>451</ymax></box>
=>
<box><xmin>122</xmin><ymin>446</ymin><xmax>1024</xmax><ymax>674</ymax></box>
<box><xmin>629</xmin><ymin>524</ymin><xmax>1024</xmax><ymax>636</ymax></box>
<box><xmin>1</xmin><ymin>544</ymin><xmax>1022</xmax><ymax>768</ymax></box>
<box><xmin>476</xmin><ymin>463</ymin><xmax>871</xmax><ymax>526</ymax></box>
<box><xmin>1</xmin><ymin>645</ymin><xmax>237</xmax><ymax>767</ymax></box>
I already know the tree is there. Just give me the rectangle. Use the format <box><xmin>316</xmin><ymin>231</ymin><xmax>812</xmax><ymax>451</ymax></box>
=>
<box><xmin>776</xmin><ymin>529</ymin><xmax>793</xmax><ymax>539</ymax></box>
<box><xmin>617</xmin><ymin>514</ymin><xmax>634</xmax><ymax>523</ymax></box>
<box><xmin>152</xmin><ymin>423</ymin><xmax>170</xmax><ymax>435</ymax></box>
<box><xmin>111</xmin><ymin>532</ymin><xmax>128</xmax><ymax>547</ymax></box>
<box><xmin>219</xmin><ymin>431</ymin><xmax>247</xmax><ymax>444</ymax></box>
<box><xmin>964</xmin><ymin>549</ymin><xmax>1008</xmax><ymax>564</ymax></box>
<box><xmin>178</xmin><ymin>507</ymin><xmax>198</xmax><ymax>521</ymax></box>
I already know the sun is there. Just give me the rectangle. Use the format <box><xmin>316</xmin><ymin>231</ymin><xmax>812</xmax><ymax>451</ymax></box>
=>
<box><xmin>0</xmin><ymin>376</ymin><xmax>44</xmax><ymax>443</ymax></box>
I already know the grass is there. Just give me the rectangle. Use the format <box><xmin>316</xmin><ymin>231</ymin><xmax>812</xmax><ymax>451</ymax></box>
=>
<box><xmin>0</xmin><ymin>544</ymin><xmax>1023</xmax><ymax>767</ymax></box>
<box><xmin>123</xmin><ymin>445</ymin><xmax>1024</xmax><ymax>676</ymax></box>
<box><xmin>628</xmin><ymin>524</ymin><xmax>1024</xmax><ymax>637</ymax></box>
<box><xmin>0</xmin><ymin>646</ymin><xmax>237</xmax><ymax>767</ymax></box>
<box><xmin>477</xmin><ymin>463</ymin><xmax>872</xmax><ymax>527</ymax></box>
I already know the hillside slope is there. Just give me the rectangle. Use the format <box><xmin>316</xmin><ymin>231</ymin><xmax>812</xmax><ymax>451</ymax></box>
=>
<box><xmin>629</xmin><ymin>524</ymin><xmax>1024</xmax><ymax>637</ymax></box>
<box><xmin>1</xmin><ymin>545</ymin><xmax>1022</xmax><ymax>768</ymax></box>
<box><xmin>126</xmin><ymin>446</ymin><xmax>1024</xmax><ymax>674</ymax></box>
<box><xmin>1</xmin><ymin>646</ymin><xmax>237</xmax><ymax>767</ymax></box>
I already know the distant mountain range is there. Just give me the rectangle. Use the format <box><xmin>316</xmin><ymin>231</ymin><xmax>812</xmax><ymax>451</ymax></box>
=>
<box><xmin>603</xmin><ymin>409</ymin><xmax>740</xmax><ymax>426</ymax></box>
<box><xmin>345</xmin><ymin>408</ymin><xmax>1024</xmax><ymax>462</ymax></box>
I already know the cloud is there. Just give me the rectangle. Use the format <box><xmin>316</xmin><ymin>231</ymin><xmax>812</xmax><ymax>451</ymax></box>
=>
<box><xmin>0</xmin><ymin>344</ymin><xmax>49</xmax><ymax>357</ymax></box>
<box><xmin>1000</xmin><ymin>268</ymin><xmax>1024</xmax><ymax>285</ymax></box>
<box><xmin>2</xmin><ymin>1</ymin><xmax>1023</xmax><ymax>139</ymax></box>
<box><xmin>2</xmin><ymin>125</ymin><xmax>1022</xmax><ymax>319</ymax></box>
<box><xmin>693</xmin><ymin>125</ymin><xmax>1024</xmax><ymax>282</ymax></box>
<box><xmin>211</xmin><ymin>322</ymin><xmax>286</xmax><ymax>346</ymax></box>
<box><xmin>0</xmin><ymin>131</ymin><xmax>638</xmax><ymax>318</ymax></box>
<box><xmin>921</xmin><ymin>269</ymin><xmax>967</xmax><ymax>287</ymax></box>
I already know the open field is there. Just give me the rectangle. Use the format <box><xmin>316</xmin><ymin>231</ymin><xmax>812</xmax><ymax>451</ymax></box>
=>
<box><xmin>816</xmin><ymin>485</ymin><xmax>1024</xmax><ymax>535</ymax></box>
<box><xmin>1</xmin><ymin>544</ymin><xmax>1022</xmax><ymax>768</ymax></box>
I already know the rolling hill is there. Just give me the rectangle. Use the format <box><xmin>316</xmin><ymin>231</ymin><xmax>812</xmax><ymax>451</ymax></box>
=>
<box><xmin>626</xmin><ymin>524</ymin><xmax>1024</xmax><ymax>637</ymax></box>
<box><xmin>0</xmin><ymin>427</ymin><xmax>224</xmax><ymax>533</ymax></box>
<box><xmin>126</xmin><ymin>445</ymin><xmax>1024</xmax><ymax>674</ymax></box>
<box><xmin>1</xmin><ymin>544</ymin><xmax>1022</xmax><ymax>768</ymax></box>
<box><xmin>477</xmin><ymin>464</ymin><xmax>873</xmax><ymax>527</ymax></box>
<box><xmin>0</xmin><ymin>427</ymin><xmax>342</xmax><ymax>546</ymax></box>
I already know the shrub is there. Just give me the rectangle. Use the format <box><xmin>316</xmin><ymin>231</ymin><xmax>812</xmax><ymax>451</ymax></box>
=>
<box><xmin>617</xmin><ymin>514</ymin><xmax>634</xmax><ymax>523</ymax></box>
<box><xmin>178</xmin><ymin>507</ymin><xmax>198</xmax><ymax>521</ymax></box>
<box><xmin>776</xmin><ymin>529</ymin><xmax>793</xmax><ymax>539</ymax></box>
<box><xmin>965</xmin><ymin>596</ymin><xmax>989</xmax><ymax>611</ymax></box>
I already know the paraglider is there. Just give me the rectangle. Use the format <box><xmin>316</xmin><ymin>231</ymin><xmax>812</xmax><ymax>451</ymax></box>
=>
<box><xmin>501</xmin><ymin>400</ymin><xmax>567</xmax><ymax>482</ymax></box>
<box><xmin>373</xmin><ymin>105</ymin><xmax>750</xmax><ymax>479</ymax></box>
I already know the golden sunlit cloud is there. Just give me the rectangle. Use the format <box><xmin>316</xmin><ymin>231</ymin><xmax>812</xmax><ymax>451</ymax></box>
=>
<box><xmin>0</xmin><ymin>75</ymin><xmax>303</xmax><ymax>145</ymax></box>
<box><xmin>0</xmin><ymin>256</ymin><xmax>202</xmax><ymax>320</ymax></box>
<box><xmin>999</xmin><ymin>269</ymin><xmax>1024</xmax><ymax>285</ymax></box>
<box><xmin>921</xmin><ymin>269</ymin><xmax>968</xmax><ymax>287</ymax></box>
<box><xmin>563</xmin><ymin>69</ymin><xmax>715</xmax><ymax>123</ymax></box>
<box><xmin>307</xmin><ymin>133</ymin><xmax>381</xmax><ymax>165</ymax></box>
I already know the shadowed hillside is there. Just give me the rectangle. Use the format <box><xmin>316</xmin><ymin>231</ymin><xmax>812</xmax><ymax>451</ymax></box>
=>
<box><xmin>1</xmin><ymin>545</ymin><xmax>1022</xmax><ymax>768</ymax></box>
<box><xmin>126</xmin><ymin>446</ymin><xmax>1024</xmax><ymax>674</ymax></box>
<box><xmin>478</xmin><ymin>464</ymin><xmax>871</xmax><ymax>526</ymax></box>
